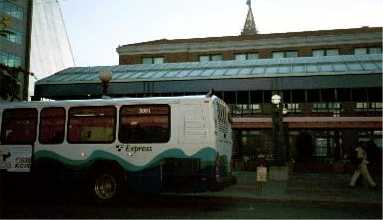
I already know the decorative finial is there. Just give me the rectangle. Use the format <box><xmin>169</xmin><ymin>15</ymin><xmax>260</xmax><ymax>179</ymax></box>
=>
<box><xmin>241</xmin><ymin>0</ymin><xmax>258</xmax><ymax>35</ymax></box>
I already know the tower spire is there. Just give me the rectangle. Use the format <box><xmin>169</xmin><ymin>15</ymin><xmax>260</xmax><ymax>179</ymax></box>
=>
<box><xmin>241</xmin><ymin>0</ymin><xmax>258</xmax><ymax>35</ymax></box>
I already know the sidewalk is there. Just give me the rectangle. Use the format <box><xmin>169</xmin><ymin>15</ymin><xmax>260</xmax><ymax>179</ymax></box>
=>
<box><xmin>192</xmin><ymin>171</ymin><xmax>382</xmax><ymax>206</ymax></box>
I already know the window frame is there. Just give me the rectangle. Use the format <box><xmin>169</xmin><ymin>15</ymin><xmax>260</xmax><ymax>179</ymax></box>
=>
<box><xmin>272</xmin><ymin>51</ymin><xmax>298</xmax><ymax>59</ymax></box>
<box><xmin>1</xmin><ymin>1</ymin><xmax>24</xmax><ymax>19</ymax></box>
<box><xmin>142</xmin><ymin>57</ymin><xmax>164</xmax><ymax>64</ymax></box>
<box><xmin>312</xmin><ymin>49</ymin><xmax>339</xmax><ymax>57</ymax></box>
<box><xmin>0</xmin><ymin>108</ymin><xmax>38</xmax><ymax>145</ymax></box>
<box><xmin>118</xmin><ymin>104</ymin><xmax>171</xmax><ymax>144</ymax></box>
<box><xmin>0</xmin><ymin>51</ymin><xmax>22</xmax><ymax>67</ymax></box>
<box><xmin>0</xmin><ymin>28</ymin><xmax>23</xmax><ymax>44</ymax></box>
<box><xmin>234</xmin><ymin>53</ymin><xmax>259</xmax><ymax>60</ymax></box>
<box><xmin>67</xmin><ymin>106</ymin><xmax>117</xmax><ymax>144</ymax></box>
<box><xmin>39</xmin><ymin>107</ymin><xmax>66</xmax><ymax>145</ymax></box>
<box><xmin>199</xmin><ymin>54</ymin><xmax>223</xmax><ymax>62</ymax></box>
<box><xmin>354</xmin><ymin>47</ymin><xmax>382</xmax><ymax>55</ymax></box>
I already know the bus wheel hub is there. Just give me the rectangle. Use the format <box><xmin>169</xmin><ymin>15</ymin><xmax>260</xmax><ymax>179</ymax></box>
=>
<box><xmin>94</xmin><ymin>174</ymin><xmax>117</xmax><ymax>200</ymax></box>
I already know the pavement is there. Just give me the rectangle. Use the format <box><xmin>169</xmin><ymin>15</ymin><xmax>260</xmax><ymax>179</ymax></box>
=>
<box><xmin>183</xmin><ymin>171</ymin><xmax>382</xmax><ymax>207</ymax></box>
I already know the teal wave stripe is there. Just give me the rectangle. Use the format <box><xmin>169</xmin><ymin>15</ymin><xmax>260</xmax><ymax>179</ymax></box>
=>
<box><xmin>34</xmin><ymin>147</ymin><xmax>217</xmax><ymax>172</ymax></box>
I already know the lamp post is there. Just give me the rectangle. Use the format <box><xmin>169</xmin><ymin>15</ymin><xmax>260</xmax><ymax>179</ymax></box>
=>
<box><xmin>271</xmin><ymin>94</ymin><xmax>287</xmax><ymax>166</ymax></box>
<box><xmin>99</xmin><ymin>69</ymin><xmax>112</xmax><ymax>98</ymax></box>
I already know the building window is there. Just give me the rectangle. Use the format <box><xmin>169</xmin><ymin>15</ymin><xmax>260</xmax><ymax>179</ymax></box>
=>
<box><xmin>272</xmin><ymin>51</ymin><xmax>298</xmax><ymax>59</ymax></box>
<box><xmin>0</xmin><ymin>108</ymin><xmax>37</xmax><ymax>144</ymax></box>
<box><xmin>1</xmin><ymin>1</ymin><xmax>24</xmax><ymax>19</ymax></box>
<box><xmin>0</xmin><ymin>29</ymin><xmax>23</xmax><ymax>44</ymax></box>
<box><xmin>312</xmin><ymin>49</ymin><xmax>339</xmax><ymax>57</ymax></box>
<box><xmin>230</xmin><ymin>104</ymin><xmax>261</xmax><ymax>116</ymax></box>
<box><xmin>272</xmin><ymin>52</ymin><xmax>284</xmax><ymax>59</ymax></box>
<box><xmin>355</xmin><ymin>102</ymin><xmax>383</xmax><ymax>112</ymax></box>
<box><xmin>67</xmin><ymin>106</ymin><xmax>116</xmax><ymax>143</ymax></box>
<box><xmin>234</xmin><ymin>53</ymin><xmax>258</xmax><ymax>60</ymax></box>
<box><xmin>39</xmin><ymin>107</ymin><xmax>65</xmax><ymax>144</ymax></box>
<box><xmin>312</xmin><ymin>103</ymin><xmax>327</xmax><ymax>112</ymax></box>
<box><xmin>354</xmin><ymin>48</ymin><xmax>367</xmax><ymax>55</ymax></box>
<box><xmin>312</xmin><ymin>102</ymin><xmax>342</xmax><ymax>115</ymax></box>
<box><xmin>119</xmin><ymin>105</ymin><xmax>170</xmax><ymax>143</ymax></box>
<box><xmin>285</xmin><ymin>103</ymin><xmax>302</xmax><ymax>113</ymax></box>
<box><xmin>199</xmin><ymin>54</ymin><xmax>223</xmax><ymax>62</ymax></box>
<box><xmin>370</xmin><ymin>102</ymin><xmax>383</xmax><ymax>111</ymax></box>
<box><xmin>142</xmin><ymin>57</ymin><xmax>164</xmax><ymax>64</ymax></box>
<box><xmin>369</xmin><ymin>47</ymin><xmax>382</xmax><ymax>54</ymax></box>
<box><xmin>314</xmin><ymin>137</ymin><xmax>328</xmax><ymax>157</ymax></box>
<box><xmin>0</xmin><ymin>51</ymin><xmax>21</xmax><ymax>67</ymax></box>
<box><xmin>355</xmin><ymin>102</ymin><xmax>369</xmax><ymax>111</ymax></box>
<box><xmin>354</xmin><ymin>47</ymin><xmax>382</xmax><ymax>55</ymax></box>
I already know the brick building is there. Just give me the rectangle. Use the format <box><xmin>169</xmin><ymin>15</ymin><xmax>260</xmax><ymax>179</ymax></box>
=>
<box><xmin>114</xmin><ymin>26</ymin><xmax>383</xmax><ymax>172</ymax></box>
<box><xmin>34</xmin><ymin>3</ymin><xmax>382</xmax><ymax>172</ymax></box>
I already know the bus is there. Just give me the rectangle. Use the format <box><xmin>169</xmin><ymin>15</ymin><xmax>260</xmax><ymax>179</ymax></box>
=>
<box><xmin>0</xmin><ymin>95</ymin><xmax>236</xmax><ymax>201</ymax></box>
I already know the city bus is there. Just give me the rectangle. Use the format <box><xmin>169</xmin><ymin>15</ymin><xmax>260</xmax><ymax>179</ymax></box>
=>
<box><xmin>0</xmin><ymin>95</ymin><xmax>235</xmax><ymax>201</ymax></box>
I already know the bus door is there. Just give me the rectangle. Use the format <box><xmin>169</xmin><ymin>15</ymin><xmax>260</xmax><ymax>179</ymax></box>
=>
<box><xmin>0</xmin><ymin>108</ymin><xmax>36</xmax><ymax>173</ymax></box>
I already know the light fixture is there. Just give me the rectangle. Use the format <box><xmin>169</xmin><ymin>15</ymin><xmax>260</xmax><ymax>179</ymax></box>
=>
<box><xmin>271</xmin><ymin>94</ymin><xmax>281</xmax><ymax>105</ymax></box>
<box><xmin>99</xmin><ymin>69</ymin><xmax>112</xmax><ymax>83</ymax></box>
<box><xmin>99</xmin><ymin>69</ymin><xmax>112</xmax><ymax>97</ymax></box>
<box><xmin>283</xmin><ymin>107</ymin><xmax>288</xmax><ymax>115</ymax></box>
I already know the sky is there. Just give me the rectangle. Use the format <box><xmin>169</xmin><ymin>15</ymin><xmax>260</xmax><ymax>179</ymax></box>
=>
<box><xmin>59</xmin><ymin>0</ymin><xmax>383</xmax><ymax>67</ymax></box>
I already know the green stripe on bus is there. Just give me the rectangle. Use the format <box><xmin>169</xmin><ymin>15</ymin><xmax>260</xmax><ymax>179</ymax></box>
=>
<box><xmin>34</xmin><ymin>147</ymin><xmax>217</xmax><ymax>172</ymax></box>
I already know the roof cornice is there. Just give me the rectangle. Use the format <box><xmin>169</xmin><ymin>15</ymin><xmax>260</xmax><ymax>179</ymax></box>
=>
<box><xmin>117</xmin><ymin>30</ymin><xmax>382</xmax><ymax>55</ymax></box>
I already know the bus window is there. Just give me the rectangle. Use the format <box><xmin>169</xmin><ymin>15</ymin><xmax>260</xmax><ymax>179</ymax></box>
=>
<box><xmin>67</xmin><ymin>106</ymin><xmax>116</xmax><ymax>143</ymax></box>
<box><xmin>39</xmin><ymin>107</ymin><xmax>66</xmax><ymax>144</ymax></box>
<box><xmin>119</xmin><ymin>105</ymin><xmax>170</xmax><ymax>143</ymax></box>
<box><xmin>0</xmin><ymin>108</ymin><xmax>37</xmax><ymax>144</ymax></box>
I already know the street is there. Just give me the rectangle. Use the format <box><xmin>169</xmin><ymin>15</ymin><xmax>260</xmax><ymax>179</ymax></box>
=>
<box><xmin>2</xmin><ymin>182</ymin><xmax>382</xmax><ymax>219</ymax></box>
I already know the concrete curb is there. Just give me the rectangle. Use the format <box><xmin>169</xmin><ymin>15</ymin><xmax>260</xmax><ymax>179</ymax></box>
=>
<box><xmin>182</xmin><ymin>194</ymin><xmax>383</xmax><ymax>208</ymax></box>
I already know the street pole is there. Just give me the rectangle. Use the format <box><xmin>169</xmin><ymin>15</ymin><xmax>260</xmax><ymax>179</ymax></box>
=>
<box><xmin>271</xmin><ymin>94</ymin><xmax>285</xmax><ymax>166</ymax></box>
<box><xmin>270</xmin><ymin>94</ymin><xmax>289</xmax><ymax>180</ymax></box>
<box><xmin>99</xmin><ymin>69</ymin><xmax>112</xmax><ymax>98</ymax></box>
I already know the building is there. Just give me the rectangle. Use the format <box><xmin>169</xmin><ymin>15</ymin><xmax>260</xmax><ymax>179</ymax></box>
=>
<box><xmin>34</xmin><ymin>3</ymin><xmax>382</xmax><ymax>173</ymax></box>
<box><xmin>0</xmin><ymin>0</ymin><xmax>33</xmax><ymax>101</ymax></box>
<box><xmin>29</xmin><ymin>0</ymin><xmax>75</xmax><ymax>97</ymax></box>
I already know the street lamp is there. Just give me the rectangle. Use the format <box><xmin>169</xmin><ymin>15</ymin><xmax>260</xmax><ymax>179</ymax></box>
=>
<box><xmin>99</xmin><ymin>69</ymin><xmax>112</xmax><ymax>98</ymax></box>
<box><xmin>271</xmin><ymin>94</ymin><xmax>287</xmax><ymax>166</ymax></box>
<box><xmin>271</xmin><ymin>94</ymin><xmax>281</xmax><ymax>106</ymax></box>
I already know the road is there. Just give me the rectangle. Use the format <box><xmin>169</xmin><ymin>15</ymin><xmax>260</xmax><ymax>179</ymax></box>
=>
<box><xmin>1</xmin><ymin>184</ymin><xmax>382</xmax><ymax>219</ymax></box>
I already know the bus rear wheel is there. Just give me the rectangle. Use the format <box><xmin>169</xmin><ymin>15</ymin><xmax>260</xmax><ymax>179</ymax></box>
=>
<box><xmin>94</xmin><ymin>173</ymin><xmax>118</xmax><ymax>200</ymax></box>
<box><xmin>89</xmin><ymin>168</ymin><xmax>125</xmax><ymax>202</ymax></box>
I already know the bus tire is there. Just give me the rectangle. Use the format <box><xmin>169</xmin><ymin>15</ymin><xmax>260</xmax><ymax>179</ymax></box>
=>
<box><xmin>88</xmin><ymin>165</ymin><xmax>125</xmax><ymax>203</ymax></box>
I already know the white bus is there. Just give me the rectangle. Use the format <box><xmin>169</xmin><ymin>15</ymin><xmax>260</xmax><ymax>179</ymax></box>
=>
<box><xmin>0</xmin><ymin>95</ymin><xmax>235</xmax><ymax>201</ymax></box>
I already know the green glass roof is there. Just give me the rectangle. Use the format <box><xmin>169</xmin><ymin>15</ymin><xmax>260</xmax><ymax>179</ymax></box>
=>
<box><xmin>36</xmin><ymin>54</ymin><xmax>382</xmax><ymax>85</ymax></box>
